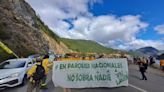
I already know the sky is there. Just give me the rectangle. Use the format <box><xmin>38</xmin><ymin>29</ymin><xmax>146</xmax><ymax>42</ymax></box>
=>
<box><xmin>26</xmin><ymin>0</ymin><xmax>164</xmax><ymax>50</ymax></box>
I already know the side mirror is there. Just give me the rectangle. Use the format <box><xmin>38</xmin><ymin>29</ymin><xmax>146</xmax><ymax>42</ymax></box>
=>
<box><xmin>27</xmin><ymin>64</ymin><xmax>32</xmax><ymax>67</ymax></box>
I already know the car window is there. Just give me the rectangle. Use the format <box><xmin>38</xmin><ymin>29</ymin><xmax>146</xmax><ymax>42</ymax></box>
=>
<box><xmin>28</xmin><ymin>62</ymin><xmax>32</xmax><ymax>65</ymax></box>
<box><xmin>0</xmin><ymin>61</ymin><xmax>26</xmax><ymax>69</ymax></box>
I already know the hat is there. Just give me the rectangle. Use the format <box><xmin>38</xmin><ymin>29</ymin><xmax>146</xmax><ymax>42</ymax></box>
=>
<box><xmin>43</xmin><ymin>54</ymin><xmax>49</xmax><ymax>59</ymax></box>
<box><xmin>36</xmin><ymin>57</ymin><xmax>42</xmax><ymax>62</ymax></box>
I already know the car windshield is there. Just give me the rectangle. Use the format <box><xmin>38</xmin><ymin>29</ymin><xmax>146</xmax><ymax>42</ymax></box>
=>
<box><xmin>0</xmin><ymin>60</ymin><xmax>26</xmax><ymax>69</ymax></box>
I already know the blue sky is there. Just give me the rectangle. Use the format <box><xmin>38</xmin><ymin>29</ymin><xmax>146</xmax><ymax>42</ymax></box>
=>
<box><xmin>26</xmin><ymin>0</ymin><xmax>164</xmax><ymax>50</ymax></box>
<box><xmin>90</xmin><ymin>0</ymin><xmax>164</xmax><ymax>40</ymax></box>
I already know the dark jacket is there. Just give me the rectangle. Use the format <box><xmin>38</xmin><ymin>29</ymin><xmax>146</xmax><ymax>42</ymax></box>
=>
<box><xmin>140</xmin><ymin>66</ymin><xmax>145</xmax><ymax>72</ymax></box>
<box><xmin>139</xmin><ymin>64</ymin><xmax>146</xmax><ymax>72</ymax></box>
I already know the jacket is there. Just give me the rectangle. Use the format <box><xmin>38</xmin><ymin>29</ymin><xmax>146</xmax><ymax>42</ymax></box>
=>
<box><xmin>42</xmin><ymin>58</ymin><xmax>50</xmax><ymax>75</ymax></box>
<box><xmin>27</xmin><ymin>62</ymin><xmax>41</xmax><ymax>83</ymax></box>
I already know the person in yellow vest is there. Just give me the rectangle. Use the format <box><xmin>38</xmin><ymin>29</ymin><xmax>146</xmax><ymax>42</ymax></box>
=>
<box><xmin>40</xmin><ymin>54</ymin><xmax>50</xmax><ymax>89</ymax></box>
<box><xmin>160</xmin><ymin>60</ymin><xmax>164</xmax><ymax>71</ymax></box>
<box><xmin>27</xmin><ymin>57</ymin><xmax>45</xmax><ymax>92</ymax></box>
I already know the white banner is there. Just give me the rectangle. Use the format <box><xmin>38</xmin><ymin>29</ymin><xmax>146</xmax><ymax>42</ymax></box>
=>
<box><xmin>52</xmin><ymin>58</ymin><xmax>128</xmax><ymax>88</ymax></box>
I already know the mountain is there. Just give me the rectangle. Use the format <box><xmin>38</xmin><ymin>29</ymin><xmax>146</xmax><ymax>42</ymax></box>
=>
<box><xmin>60</xmin><ymin>38</ymin><xmax>117</xmax><ymax>54</ymax></box>
<box><xmin>158</xmin><ymin>50</ymin><xmax>164</xmax><ymax>55</ymax></box>
<box><xmin>136</xmin><ymin>46</ymin><xmax>159</xmax><ymax>56</ymax></box>
<box><xmin>0</xmin><ymin>0</ymin><xmax>71</xmax><ymax>62</ymax></box>
<box><xmin>158</xmin><ymin>53</ymin><xmax>164</xmax><ymax>59</ymax></box>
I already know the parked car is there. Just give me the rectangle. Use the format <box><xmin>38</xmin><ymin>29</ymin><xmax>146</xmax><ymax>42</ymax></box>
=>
<box><xmin>0</xmin><ymin>58</ymin><xmax>34</xmax><ymax>88</ymax></box>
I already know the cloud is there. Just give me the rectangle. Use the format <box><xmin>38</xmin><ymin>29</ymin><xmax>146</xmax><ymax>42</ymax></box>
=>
<box><xmin>104</xmin><ymin>39</ymin><xmax>164</xmax><ymax>50</ymax></box>
<box><xmin>26</xmin><ymin>0</ymin><xmax>98</xmax><ymax>20</ymax></box>
<box><xmin>67</xmin><ymin>15</ymin><xmax>150</xmax><ymax>50</ymax></box>
<box><xmin>129</xmin><ymin>39</ymin><xmax>164</xmax><ymax>50</ymax></box>
<box><xmin>154</xmin><ymin>24</ymin><xmax>164</xmax><ymax>34</ymax></box>
<box><xmin>88</xmin><ymin>15</ymin><xmax>148</xmax><ymax>43</ymax></box>
<box><xmin>26</xmin><ymin>0</ymin><xmax>164</xmax><ymax>50</ymax></box>
<box><xmin>26</xmin><ymin>0</ymin><xmax>99</xmax><ymax>38</ymax></box>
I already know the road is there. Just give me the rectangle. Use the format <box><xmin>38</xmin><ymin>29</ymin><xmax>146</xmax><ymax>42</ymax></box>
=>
<box><xmin>1</xmin><ymin>64</ymin><xmax>164</xmax><ymax>92</ymax></box>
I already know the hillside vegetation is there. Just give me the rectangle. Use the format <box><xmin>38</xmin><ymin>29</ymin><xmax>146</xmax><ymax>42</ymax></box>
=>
<box><xmin>60</xmin><ymin>38</ymin><xmax>117</xmax><ymax>54</ymax></box>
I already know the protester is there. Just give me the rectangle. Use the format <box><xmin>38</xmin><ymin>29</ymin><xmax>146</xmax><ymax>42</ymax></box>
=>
<box><xmin>27</xmin><ymin>57</ymin><xmax>45</xmax><ymax>92</ymax></box>
<box><xmin>40</xmin><ymin>54</ymin><xmax>50</xmax><ymax>89</ymax></box>
<box><xmin>133</xmin><ymin>57</ymin><xmax>137</xmax><ymax>64</ymax></box>
<box><xmin>143</xmin><ymin>57</ymin><xmax>148</xmax><ymax>70</ymax></box>
<box><xmin>139</xmin><ymin>58</ymin><xmax>147</xmax><ymax>80</ymax></box>
<box><xmin>149</xmin><ymin>56</ymin><xmax>155</xmax><ymax>65</ymax></box>
<box><xmin>160</xmin><ymin>59</ymin><xmax>164</xmax><ymax>71</ymax></box>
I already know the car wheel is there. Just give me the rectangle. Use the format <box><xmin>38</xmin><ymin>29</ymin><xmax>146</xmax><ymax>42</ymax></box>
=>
<box><xmin>20</xmin><ymin>75</ymin><xmax>27</xmax><ymax>86</ymax></box>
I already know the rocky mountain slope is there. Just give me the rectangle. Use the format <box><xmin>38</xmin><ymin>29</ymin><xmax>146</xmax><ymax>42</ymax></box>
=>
<box><xmin>0</xmin><ymin>0</ymin><xmax>71</xmax><ymax>60</ymax></box>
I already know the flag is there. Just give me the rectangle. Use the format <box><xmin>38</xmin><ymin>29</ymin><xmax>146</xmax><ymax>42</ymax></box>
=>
<box><xmin>0</xmin><ymin>41</ymin><xmax>13</xmax><ymax>54</ymax></box>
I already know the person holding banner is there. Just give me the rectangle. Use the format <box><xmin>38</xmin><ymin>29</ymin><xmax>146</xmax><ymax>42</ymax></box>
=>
<box><xmin>40</xmin><ymin>54</ymin><xmax>50</xmax><ymax>89</ymax></box>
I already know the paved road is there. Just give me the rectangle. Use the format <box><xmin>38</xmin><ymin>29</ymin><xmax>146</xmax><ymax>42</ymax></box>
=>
<box><xmin>1</xmin><ymin>64</ymin><xmax>164</xmax><ymax>92</ymax></box>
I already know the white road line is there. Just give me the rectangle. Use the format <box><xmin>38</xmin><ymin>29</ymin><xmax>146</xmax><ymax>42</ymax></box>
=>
<box><xmin>129</xmin><ymin>84</ymin><xmax>147</xmax><ymax>92</ymax></box>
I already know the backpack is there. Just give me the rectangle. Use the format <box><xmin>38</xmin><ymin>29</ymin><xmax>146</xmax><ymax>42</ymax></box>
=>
<box><xmin>143</xmin><ymin>63</ymin><xmax>148</xmax><ymax>70</ymax></box>
<box><xmin>32</xmin><ymin>64</ymin><xmax>45</xmax><ymax>81</ymax></box>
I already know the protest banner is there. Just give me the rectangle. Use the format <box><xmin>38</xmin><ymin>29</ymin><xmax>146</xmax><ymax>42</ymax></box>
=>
<box><xmin>52</xmin><ymin>58</ymin><xmax>128</xmax><ymax>88</ymax></box>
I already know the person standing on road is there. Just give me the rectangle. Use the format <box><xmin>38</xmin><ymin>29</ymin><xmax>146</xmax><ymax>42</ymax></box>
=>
<box><xmin>27</xmin><ymin>57</ymin><xmax>45</xmax><ymax>92</ymax></box>
<box><xmin>40</xmin><ymin>54</ymin><xmax>51</xmax><ymax>89</ymax></box>
<box><xmin>139</xmin><ymin>58</ymin><xmax>147</xmax><ymax>80</ymax></box>
<box><xmin>143</xmin><ymin>57</ymin><xmax>148</xmax><ymax>70</ymax></box>
<box><xmin>149</xmin><ymin>56</ymin><xmax>155</xmax><ymax>65</ymax></box>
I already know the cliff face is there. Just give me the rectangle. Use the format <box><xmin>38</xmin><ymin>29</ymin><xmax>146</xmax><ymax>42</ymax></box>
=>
<box><xmin>0</xmin><ymin>0</ymin><xmax>71</xmax><ymax>57</ymax></box>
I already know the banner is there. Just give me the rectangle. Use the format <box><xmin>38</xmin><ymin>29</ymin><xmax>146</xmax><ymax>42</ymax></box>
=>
<box><xmin>0</xmin><ymin>41</ymin><xmax>13</xmax><ymax>54</ymax></box>
<box><xmin>52</xmin><ymin>58</ymin><xmax>128</xmax><ymax>88</ymax></box>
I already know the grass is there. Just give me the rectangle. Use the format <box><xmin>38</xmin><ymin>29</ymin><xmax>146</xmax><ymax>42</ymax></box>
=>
<box><xmin>60</xmin><ymin>38</ymin><xmax>117</xmax><ymax>54</ymax></box>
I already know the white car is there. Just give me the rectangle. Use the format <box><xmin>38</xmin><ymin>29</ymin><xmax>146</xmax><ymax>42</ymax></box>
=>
<box><xmin>0</xmin><ymin>58</ymin><xmax>34</xmax><ymax>88</ymax></box>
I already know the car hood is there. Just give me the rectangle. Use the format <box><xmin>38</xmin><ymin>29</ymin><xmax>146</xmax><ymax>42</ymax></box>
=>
<box><xmin>0</xmin><ymin>68</ymin><xmax>24</xmax><ymax>79</ymax></box>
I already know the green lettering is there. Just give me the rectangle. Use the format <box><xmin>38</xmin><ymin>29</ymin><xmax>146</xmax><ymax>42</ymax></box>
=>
<box><xmin>60</xmin><ymin>64</ymin><xmax>66</xmax><ymax>69</ymax></box>
<box><xmin>67</xmin><ymin>74</ymin><xmax>75</xmax><ymax>82</ymax></box>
